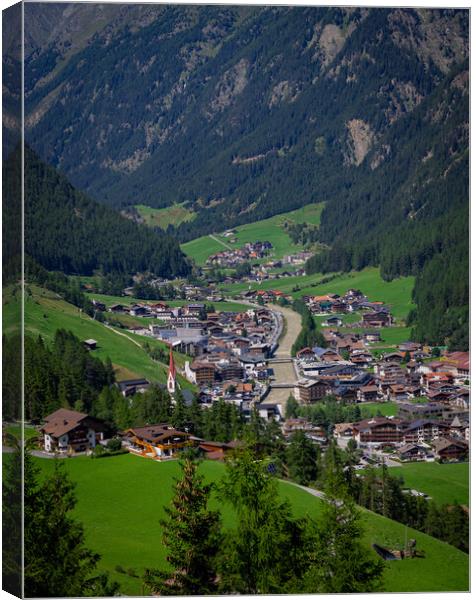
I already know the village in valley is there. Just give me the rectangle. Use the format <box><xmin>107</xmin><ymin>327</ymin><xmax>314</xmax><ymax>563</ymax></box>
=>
<box><xmin>37</xmin><ymin>271</ymin><xmax>470</xmax><ymax>467</ymax></box>
<box><xmin>2</xmin><ymin>4</ymin><xmax>470</xmax><ymax>597</ymax></box>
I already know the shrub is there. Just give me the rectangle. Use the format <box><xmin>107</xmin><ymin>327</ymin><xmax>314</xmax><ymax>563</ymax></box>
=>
<box><xmin>107</xmin><ymin>438</ymin><xmax>123</xmax><ymax>452</ymax></box>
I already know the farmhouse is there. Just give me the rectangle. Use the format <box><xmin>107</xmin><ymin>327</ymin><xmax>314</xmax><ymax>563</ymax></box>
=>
<box><xmin>41</xmin><ymin>408</ymin><xmax>107</xmax><ymax>454</ymax></box>
<box><xmin>361</xmin><ymin>311</ymin><xmax>392</xmax><ymax>328</ymax></box>
<box><xmin>83</xmin><ymin>338</ymin><xmax>98</xmax><ymax>351</ymax></box>
<box><xmin>117</xmin><ymin>378</ymin><xmax>151</xmax><ymax>397</ymax></box>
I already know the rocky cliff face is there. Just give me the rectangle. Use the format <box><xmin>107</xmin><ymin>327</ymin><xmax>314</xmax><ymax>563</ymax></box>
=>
<box><xmin>4</xmin><ymin>5</ymin><xmax>468</xmax><ymax>238</ymax></box>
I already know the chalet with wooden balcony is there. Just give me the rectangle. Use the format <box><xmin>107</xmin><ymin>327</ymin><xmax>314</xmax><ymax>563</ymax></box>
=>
<box><xmin>125</xmin><ymin>424</ymin><xmax>192</xmax><ymax>460</ymax></box>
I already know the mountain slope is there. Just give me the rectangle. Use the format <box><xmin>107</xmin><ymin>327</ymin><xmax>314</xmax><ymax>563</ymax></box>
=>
<box><xmin>18</xmin><ymin>6</ymin><xmax>468</xmax><ymax>239</ymax></box>
<box><xmin>22</xmin><ymin>146</ymin><xmax>190</xmax><ymax>277</ymax></box>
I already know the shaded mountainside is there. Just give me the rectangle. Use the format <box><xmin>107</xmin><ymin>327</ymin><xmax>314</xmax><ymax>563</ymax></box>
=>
<box><xmin>305</xmin><ymin>60</ymin><xmax>469</xmax><ymax>350</ymax></box>
<box><xmin>20</xmin><ymin>146</ymin><xmax>190</xmax><ymax>277</ymax></box>
<box><xmin>18</xmin><ymin>6</ymin><xmax>468</xmax><ymax>236</ymax></box>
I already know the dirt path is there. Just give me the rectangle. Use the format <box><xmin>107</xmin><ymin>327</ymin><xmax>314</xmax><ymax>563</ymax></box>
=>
<box><xmin>209</xmin><ymin>233</ymin><xmax>233</xmax><ymax>250</ymax></box>
<box><xmin>103</xmin><ymin>323</ymin><xmax>143</xmax><ymax>348</ymax></box>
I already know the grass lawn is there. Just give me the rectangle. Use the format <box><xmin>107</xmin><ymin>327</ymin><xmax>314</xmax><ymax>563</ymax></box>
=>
<box><xmin>180</xmin><ymin>236</ymin><xmax>228</xmax><ymax>265</ymax></box>
<box><xmin>34</xmin><ymin>454</ymin><xmax>468</xmax><ymax>594</ymax></box>
<box><xmin>359</xmin><ymin>402</ymin><xmax>399</xmax><ymax>418</ymax></box>
<box><xmin>4</xmin><ymin>425</ymin><xmax>39</xmax><ymax>440</ymax></box>
<box><xmin>135</xmin><ymin>203</ymin><xmax>196</xmax><ymax>229</ymax></box>
<box><xmin>181</xmin><ymin>203</ymin><xmax>325</xmax><ymax>265</ymax></box>
<box><xmin>389</xmin><ymin>462</ymin><xmax>469</xmax><ymax>506</ymax></box>
<box><xmin>17</xmin><ymin>285</ymin><xmax>193</xmax><ymax>387</ymax></box>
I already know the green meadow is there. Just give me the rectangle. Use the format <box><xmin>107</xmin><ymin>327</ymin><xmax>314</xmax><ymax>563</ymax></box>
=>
<box><xmin>4</xmin><ymin>425</ymin><xmax>39</xmax><ymax>441</ymax></box>
<box><xmin>33</xmin><ymin>454</ymin><xmax>469</xmax><ymax>595</ymax></box>
<box><xmin>135</xmin><ymin>203</ymin><xmax>196</xmax><ymax>229</ymax></box>
<box><xmin>389</xmin><ymin>462</ymin><xmax>469</xmax><ymax>506</ymax></box>
<box><xmin>181</xmin><ymin>202</ymin><xmax>325</xmax><ymax>265</ymax></box>
<box><xmin>314</xmin><ymin>312</ymin><xmax>412</xmax><ymax>348</ymax></box>
<box><xmin>10</xmin><ymin>285</ymin><xmax>192</xmax><ymax>386</ymax></box>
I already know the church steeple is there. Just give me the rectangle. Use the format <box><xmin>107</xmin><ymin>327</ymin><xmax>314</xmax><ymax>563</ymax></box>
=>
<box><xmin>167</xmin><ymin>345</ymin><xmax>176</xmax><ymax>395</ymax></box>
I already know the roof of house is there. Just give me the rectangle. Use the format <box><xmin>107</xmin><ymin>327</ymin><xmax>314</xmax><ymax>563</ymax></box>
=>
<box><xmin>41</xmin><ymin>408</ymin><xmax>91</xmax><ymax>438</ymax></box>
<box><xmin>334</xmin><ymin>422</ymin><xmax>355</xmax><ymax>434</ymax></box>
<box><xmin>433</xmin><ymin>437</ymin><xmax>468</xmax><ymax>452</ymax></box>
<box><xmin>398</xmin><ymin>443</ymin><xmax>428</xmax><ymax>454</ymax></box>
<box><xmin>127</xmin><ymin>424</ymin><xmax>189</xmax><ymax>444</ymax></box>
<box><xmin>354</xmin><ymin>416</ymin><xmax>403</xmax><ymax>431</ymax></box>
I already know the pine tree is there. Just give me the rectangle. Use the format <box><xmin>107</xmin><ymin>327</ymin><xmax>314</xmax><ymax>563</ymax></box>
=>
<box><xmin>185</xmin><ymin>396</ymin><xmax>203</xmax><ymax>436</ymax></box>
<box><xmin>217</xmin><ymin>450</ymin><xmax>315</xmax><ymax>594</ymax></box>
<box><xmin>2</xmin><ymin>438</ymin><xmax>22</xmax><ymax>596</ymax></box>
<box><xmin>285</xmin><ymin>394</ymin><xmax>299</xmax><ymax>419</ymax></box>
<box><xmin>171</xmin><ymin>390</ymin><xmax>187</xmax><ymax>430</ymax></box>
<box><xmin>285</xmin><ymin>430</ymin><xmax>318</xmax><ymax>485</ymax></box>
<box><xmin>144</xmin><ymin>459</ymin><xmax>221</xmax><ymax>595</ymax></box>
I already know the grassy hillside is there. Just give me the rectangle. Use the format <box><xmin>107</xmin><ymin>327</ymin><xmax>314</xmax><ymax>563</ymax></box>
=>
<box><xmin>182</xmin><ymin>202</ymin><xmax>324</xmax><ymax>266</ymax></box>
<box><xmin>11</xmin><ymin>285</ymin><xmax>193</xmax><ymax>386</ymax></box>
<box><xmin>389</xmin><ymin>463</ymin><xmax>469</xmax><ymax>506</ymax></box>
<box><xmin>221</xmin><ymin>267</ymin><xmax>415</xmax><ymax>321</ymax></box>
<box><xmin>34</xmin><ymin>454</ymin><xmax>469</xmax><ymax>595</ymax></box>
<box><xmin>135</xmin><ymin>203</ymin><xmax>196</xmax><ymax>229</ymax></box>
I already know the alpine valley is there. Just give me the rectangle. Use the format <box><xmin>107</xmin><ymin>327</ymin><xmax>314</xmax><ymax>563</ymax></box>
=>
<box><xmin>1</xmin><ymin>4</ymin><xmax>470</xmax><ymax>598</ymax></box>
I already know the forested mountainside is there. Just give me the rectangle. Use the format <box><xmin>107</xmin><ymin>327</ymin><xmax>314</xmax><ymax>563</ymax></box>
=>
<box><xmin>18</xmin><ymin>6</ymin><xmax>468</xmax><ymax>236</ymax></box>
<box><xmin>19</xmin><ymin>146</ymin><xmax>190</xmax><ymax>277</ymax></box>
<box><xmin>6</xmin><ymin>5</ymin><xmax>467</xmax><ymax>348</ymax></box>
<box><xmin>305</xmin><ymin>59</ymin><xmax>469</xmax><ymax>350</ymax></box>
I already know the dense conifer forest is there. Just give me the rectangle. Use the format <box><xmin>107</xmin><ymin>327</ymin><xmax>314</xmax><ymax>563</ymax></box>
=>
<box><xmin>20</xmin><ymin>146</ymin><xmax>190</xmax><ymax>278</ymax></box>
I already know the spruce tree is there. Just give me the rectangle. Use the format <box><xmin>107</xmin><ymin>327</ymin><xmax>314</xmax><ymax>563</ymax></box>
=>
<box><xmin>285</xmin><ymin>430</ymin><xmax>318</xmax><ymax>485</ymax></box>
<box><xmin>144</xmin><ymin>459</ymin><xmax>221</xmax><ymax>595</ymax></box>
<box><xmin>217</xmin><ymin>450</ymin><xmax>314</xmax><ymax>594</ymax></box>
<box><xmin>285</xmin><ymin>394</ymin><xmax>299</xmax><ymax>419</ymax></box>
<box><xmin>171</xmin><ymin>390</ymin><xmax>187</xmax><ymax>430</ymax></box>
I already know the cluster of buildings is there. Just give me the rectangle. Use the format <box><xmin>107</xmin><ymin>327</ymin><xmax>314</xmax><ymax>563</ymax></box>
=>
<box><xmin>290</xmin><ymin>339</ymin><xmax>470</xmax><ymax>463</ymax></box>
<box><xmin>206</xmin><ymin>241</ymin><xmax>273</xmax><ymax>268</ymax></box>
<box><xmin>294</xmin><ymin>339</ymin><xmax>469</xmax><ymax>406</ymax></box>
<box><xmin>239</xmin><ymin>288</ymin><xmax>293</xmax><ymax>304</ymax></box>
<box><xmin>180</xmin><ymin>307</ymin><xmax>281</xmax><ymax>407</ymax></box>
<box><xmin>37</xmin><ymin>408</ymin><xmax>240</xmax><ymax>461</ymax></box>
<box><xmin>334</xmin><ymin>413</ymin><xmax>469</xmax><ymax>463</ymax></box>
<box><xmin>303</xmin><ymin>288</ymin><xmax>393</xmax><ymax>327</ymax></box>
